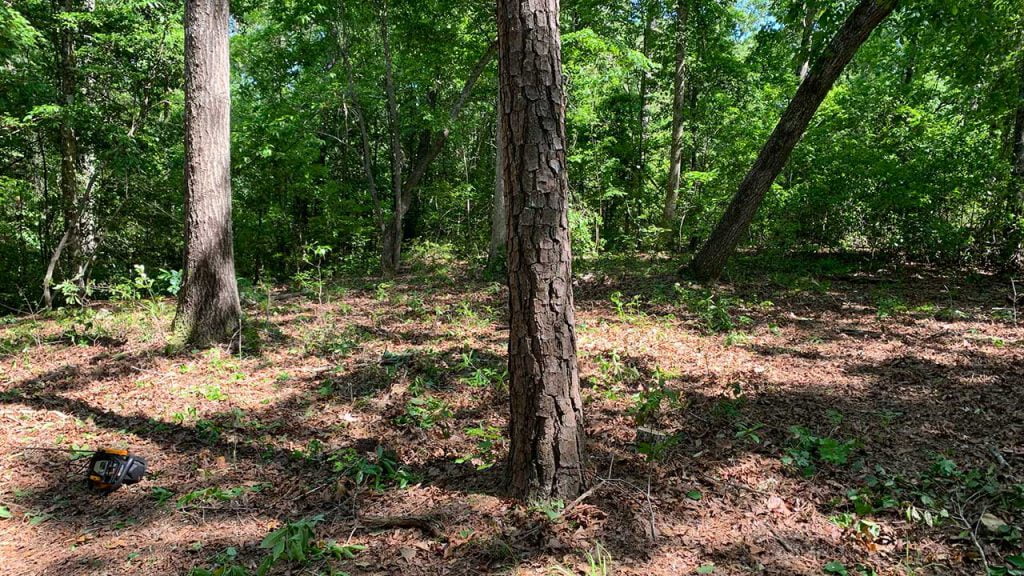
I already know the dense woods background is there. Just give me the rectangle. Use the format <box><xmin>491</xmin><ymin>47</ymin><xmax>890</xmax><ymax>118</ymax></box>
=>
<box><xmin>2</xmin><ymin>0</ymin><xmax>1022</xmax><ymax>309</ymax></box>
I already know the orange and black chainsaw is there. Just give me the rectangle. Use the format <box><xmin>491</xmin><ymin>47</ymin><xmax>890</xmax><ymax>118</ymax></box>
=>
<box><xmin>86</xmin><ymin>448</ymin><xmax>147</xmax><ymax>493</ymax></box>
<box><xmin>22</xmin><ymin>447</ymin><xmax>147</xmax><ymax>494</ymax></box>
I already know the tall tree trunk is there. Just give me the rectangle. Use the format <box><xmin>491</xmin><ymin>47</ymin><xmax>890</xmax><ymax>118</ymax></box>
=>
<box><xmin>499</xmin><ymin>0</ymin><xmax>585</xmax><ymax>501</ymax></box>
<box><xmin>379</xmin><ymin>33</ymin><xmax>497</xmax><ymax>276</ymax></box>
<box><xmin>379</xmin><ymin>0</ymin><xmax>404</xmax><ymax>276</ymax></box>
<box><xmin>487</xmin><ymin>90</ymin><xmax>507</xmax><ymax>274</ymax></box>
<box><xmin>689</xmin><ymin>0</ymin><xmax>898</xmax><ymax>281</ymax></box>
<box><xmin>636</xmin><ymin>1</ymin><xmax>653</xmax><ymax>202</ymax></box>
<box><xmin>662</xmin><ymin>0</ymin><xmax>691</xmax><ymax>237</ymax></box>
<box><xmin>1013</xmin><ymin>49</ymin><xmax>1024</xmax><ymax>191</ymax></box>
<box><xmin>1005</xmin><ymin>43</ymin><xmax>1024</xmax><ymax>268</ymax></box>
<box><xmin>796</xmin><ymin>0</ymin><xmax>818</xmax><ymax>82</ymax></box>
<box><xmin>336</xmin><ymin>17</ymin><xmax>383</xmax><ymax>238</ymax></box>
<box><xmin>173</xmin><ymin>0</ymin><xmax>242</xmax><ymax>347</ymax></box>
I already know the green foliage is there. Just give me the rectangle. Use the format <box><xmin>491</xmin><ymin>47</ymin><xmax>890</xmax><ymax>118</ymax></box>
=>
<box><xmin>455</xmin><ymin>424</ymin><xmax>504</xmax><ymax>470</ymax></box>
<box><xmin>177</xmin><ymin>485</ymin><xmax>264</xmax><ymax>510</ymax></box>
<box><xmin>257</xmin><ymin>516</ymin><xmax>321</xmax><ymax>575</ymax></box>
<box><xmin>782</xmin><ymin>426</ymin><xmax>859</xmax><ymax>477</ymax></box>
<box><xmin>628</xmin><ymin>370</ymin><xmax>683</xmax><ymax>428</ymax></box>
<box><xmin>397</xmin><ymin>395</ymin><xmax>453</xmax><ymax>430</ymax></box>
<box><xmin>330</xmin><ymin>446</ymin><xmax>415</xmax><ymax>490</ymax></box>
<box><xmin>674</xmin><ymin>283</ymin><xmax>739</xmax><ymax>334</ymax></box>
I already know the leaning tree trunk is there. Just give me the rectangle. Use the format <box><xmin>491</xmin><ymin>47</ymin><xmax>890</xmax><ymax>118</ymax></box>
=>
<box><xmin>662</xmin><ymin>0</ymin><xmax>691</xmax><ymax>237</ymax></box>
<box><xmin>486</xmin><ymin>90</ymin><xmax>507</xmax><ymax>274</ymax></box>
<box><xmin>173</xmin><ymin>0</ymin><xmax>242</xmax><ymax>347</ymax></box>
<box><xmin>689</xmin><ymin>0</ymin><xmax>898</xmax><ymax>281</ymax></box>
<box><xmin>499</xmin><ymin>0</ymin><xmax>585</xmax><ymax>501</ymax></box>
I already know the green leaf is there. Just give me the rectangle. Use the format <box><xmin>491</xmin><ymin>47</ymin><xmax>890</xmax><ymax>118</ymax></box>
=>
<box><xmin>686</xmin><ymin>490</ymin><xmax>703</xmax><ymax>501</ymax></box>
<box><xmin>824</xmin><ymin>561</ymin><xmax>849</xmax><ymax>575</ymax></box>
<box><xmin>696</xmin><ymin>564</ymin><xmax>715</xmax><ymax>574</ymax></box>
<box><xmin>0</xmin><ymin>506</ymin><xmax>11</xmax><ymax>519</ymax></box>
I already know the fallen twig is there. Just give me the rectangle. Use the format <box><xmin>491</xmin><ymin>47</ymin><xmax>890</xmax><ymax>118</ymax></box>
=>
<box><xmin>359</xmin><ymin>514</ymin><xmax>444</xmax><ymax>539</ymax></box>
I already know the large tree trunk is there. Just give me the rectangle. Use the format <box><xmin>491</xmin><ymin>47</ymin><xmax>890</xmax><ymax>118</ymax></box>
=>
<box><xmin>173</xmin><ymin>0</ymin><xmax>242</xmax><ymax>347</ymax></box>
<box><xmin>499</xmin><ymin>0</ymin><xmax>585</xmax><ymax>501</ymax></box>
<box><xmin>486</xmin><ymin>91</ymin><xmax>507</xmax><ymax>274</ymax></box>
<box><xmin>689</xmin><ymin>0</ymin><xmax>897</xmax><ymax>281</ymax></box>
<box><xmin>662</xmin><ymin>0</ymin><xmax>691</xmax><ymax>237</ymax></box>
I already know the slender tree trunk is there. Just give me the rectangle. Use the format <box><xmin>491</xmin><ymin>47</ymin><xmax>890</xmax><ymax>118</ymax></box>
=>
<box><xmin>689</xmin><ymin>0</ymin><xmax>898</xmax><ymax>281</ymax></box>
<box><xmin>487</xmin><ymin>90</ymin><xmax>507</xmax><ymax>274</ymax></box>
<box><xmin>499</xmin><ymin>0</ymin><xmax>585</xmax><ymax>501</ymax></box>
<box><xmin>1004</xmin><ymin>44</ymin><xmax>1024</xmax><ymax>268</ymax></box>
<box><xmin>173</xmin><ymin>0</ymin><xmax>242</xmax><ymax>347</ymax></box>
<box><xmin>636</xmin><ymin>1</ymin><xmax>653</xmax><ymax>202</ymax></box>
<box><xmin>662</xmin><ymin>0</ymin><xmax>691</xmax><ymax>236</ymax></box>
<box><xmin>379</xmin><ymin>0</ymin><xmax>404</xmax><ymax>276</ymax></box>
<box><xmin>1013</xmin><ymin>50</ymin><xmax>1024</xmax><ymax>190</ymax></box>
<box><xmin>796</xmin><ymin>0</ymin><xmax>817</xmax><ymax>82</ymax></box>
<box><xmin>380</xmin><ymin>33</ymin><xmax>497</xmax><ymax>275</ymax></box>
<box><xmin>54</xmin><ymin>0</ymin><xmax>88</xmax><ymax>292</ymax></box>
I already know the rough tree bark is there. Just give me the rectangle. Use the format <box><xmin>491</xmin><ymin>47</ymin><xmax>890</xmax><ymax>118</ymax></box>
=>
<box><xmin>499</xmin><ymin>0</ymin><xmax>585</xmax><ymax>501</ymax></box>
<box><xmin>662</xmin><ymin>0</ymin><xmax>691</xmax><ymax>235</ymax></box>
<box><xmin>689</xmin><ymin>0</ymin><xmax>898</xmax><ymax>281</ymax></box>
<box><xmin>173</xmin><ymin>0</ymin><xmax>242</xmax><ymax>347</ymax></box>
<box><xmin>487</xmin><ymin>90</ymin><xmax>507</xmax><ymax>274</ymax></box>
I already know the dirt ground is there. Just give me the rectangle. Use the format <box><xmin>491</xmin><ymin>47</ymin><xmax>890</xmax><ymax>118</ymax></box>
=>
<box><xmin>1</xmin><ymin>255</ymin><xmax>1022</xmax><ymax>575</ymax></box>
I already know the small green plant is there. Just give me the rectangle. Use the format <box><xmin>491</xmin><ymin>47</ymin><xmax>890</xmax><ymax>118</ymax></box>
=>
<box><xmin>195</xmin><ymin>419</ymin><xmax>222</xmax><ymax>444</ymax></box>
<box><xmin>190</xmin><ymin>555</ymin><xmax>249</xmax><ymax>576</ymax></box>
<box><xmin>674</xmin><ymin>283</ymin><xmax>736</xmax><ymax>333</ymax></box>
<box><xmin>455</xmin><ymin>424</ymin><xmax>504</xmax><ymax>470</ymax></box>
<box><xmin>723</xmin><ymin>330</ymin><xmax>751</xmax><ymax>347</ymax></box>
<box><xmin>875</xmin><ymin>294</ymin><xmax>907</xmax><ymax>319</ymax></box>
<box><xmin>396</xmin><ymin>395</ymin><xmax>452</xmax><ymax>429</ymax></box>
<box><xmin>158</xmin><ymin>268</ymin><xmax>183</xmax><ymax>295</ymax></box>
<box><xmin>257</xmin><ymin>515</ymin><xmax>321</xmax><ymax>575</ymax></box>
<box><xmin>374</xmin><ymin>281</ymin><xmax>393</xmax><ymax>302</ymax></box>
<box><xmin>548</xmin><ymin>542</ymin><xmax>612</xmax><ymax>576</ymax></box>
<box><xmin>54</xmin><ymin>275</ymin><xmax>92</xmax><ymax>307</ymax></box>
<box><xmin>782</xmin><ymin>426</ymin><xmax>859</xmax><ymax>477</ymax></box>
<box><xmin>530</xmin><ymin>499</ymin><xmax>565</xmax><ymax>522</ymax></box>
<box><xmin>196</xmin><ymin>384</ymin><xmax>228</xmax><ymax>402</ymax></box>
<box><xmin>294</xmin><ymin>244</ymin><xmax>332</xmax><ymax>304</ymax></box>
<box><xmin>734</xmin><ymin>422</ymin><xmax>765</xmax><ymax>445</ymax></box>
<box><xmin>628</xmin><ymin>369</ymin><xmax>682</xmax><ymax>427</ymax></box>
<box><xmin>330</xmin><ymin>446</ymin><xmax>415</xmax><ymax>490</ymax></box>
<box><xmin>150</xmin><ymin>487</ymin><xmax>175</xmax><ymax>505</ymax></box>
<box><xmin>177</xmin><ymin>485</ymin><xmax>263</xmax><ymax>509</ymax></box>
<box><xmin>609</xmin><ymin>291</ymin><xmax>643</xmax><ymax>319</ymax></box>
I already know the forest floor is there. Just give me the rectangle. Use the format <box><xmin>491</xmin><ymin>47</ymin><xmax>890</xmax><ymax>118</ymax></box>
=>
<box><xmin>1</xmin><ymin>253</ymin><xmax>1022</xmax><ymax>576</ymax></box>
